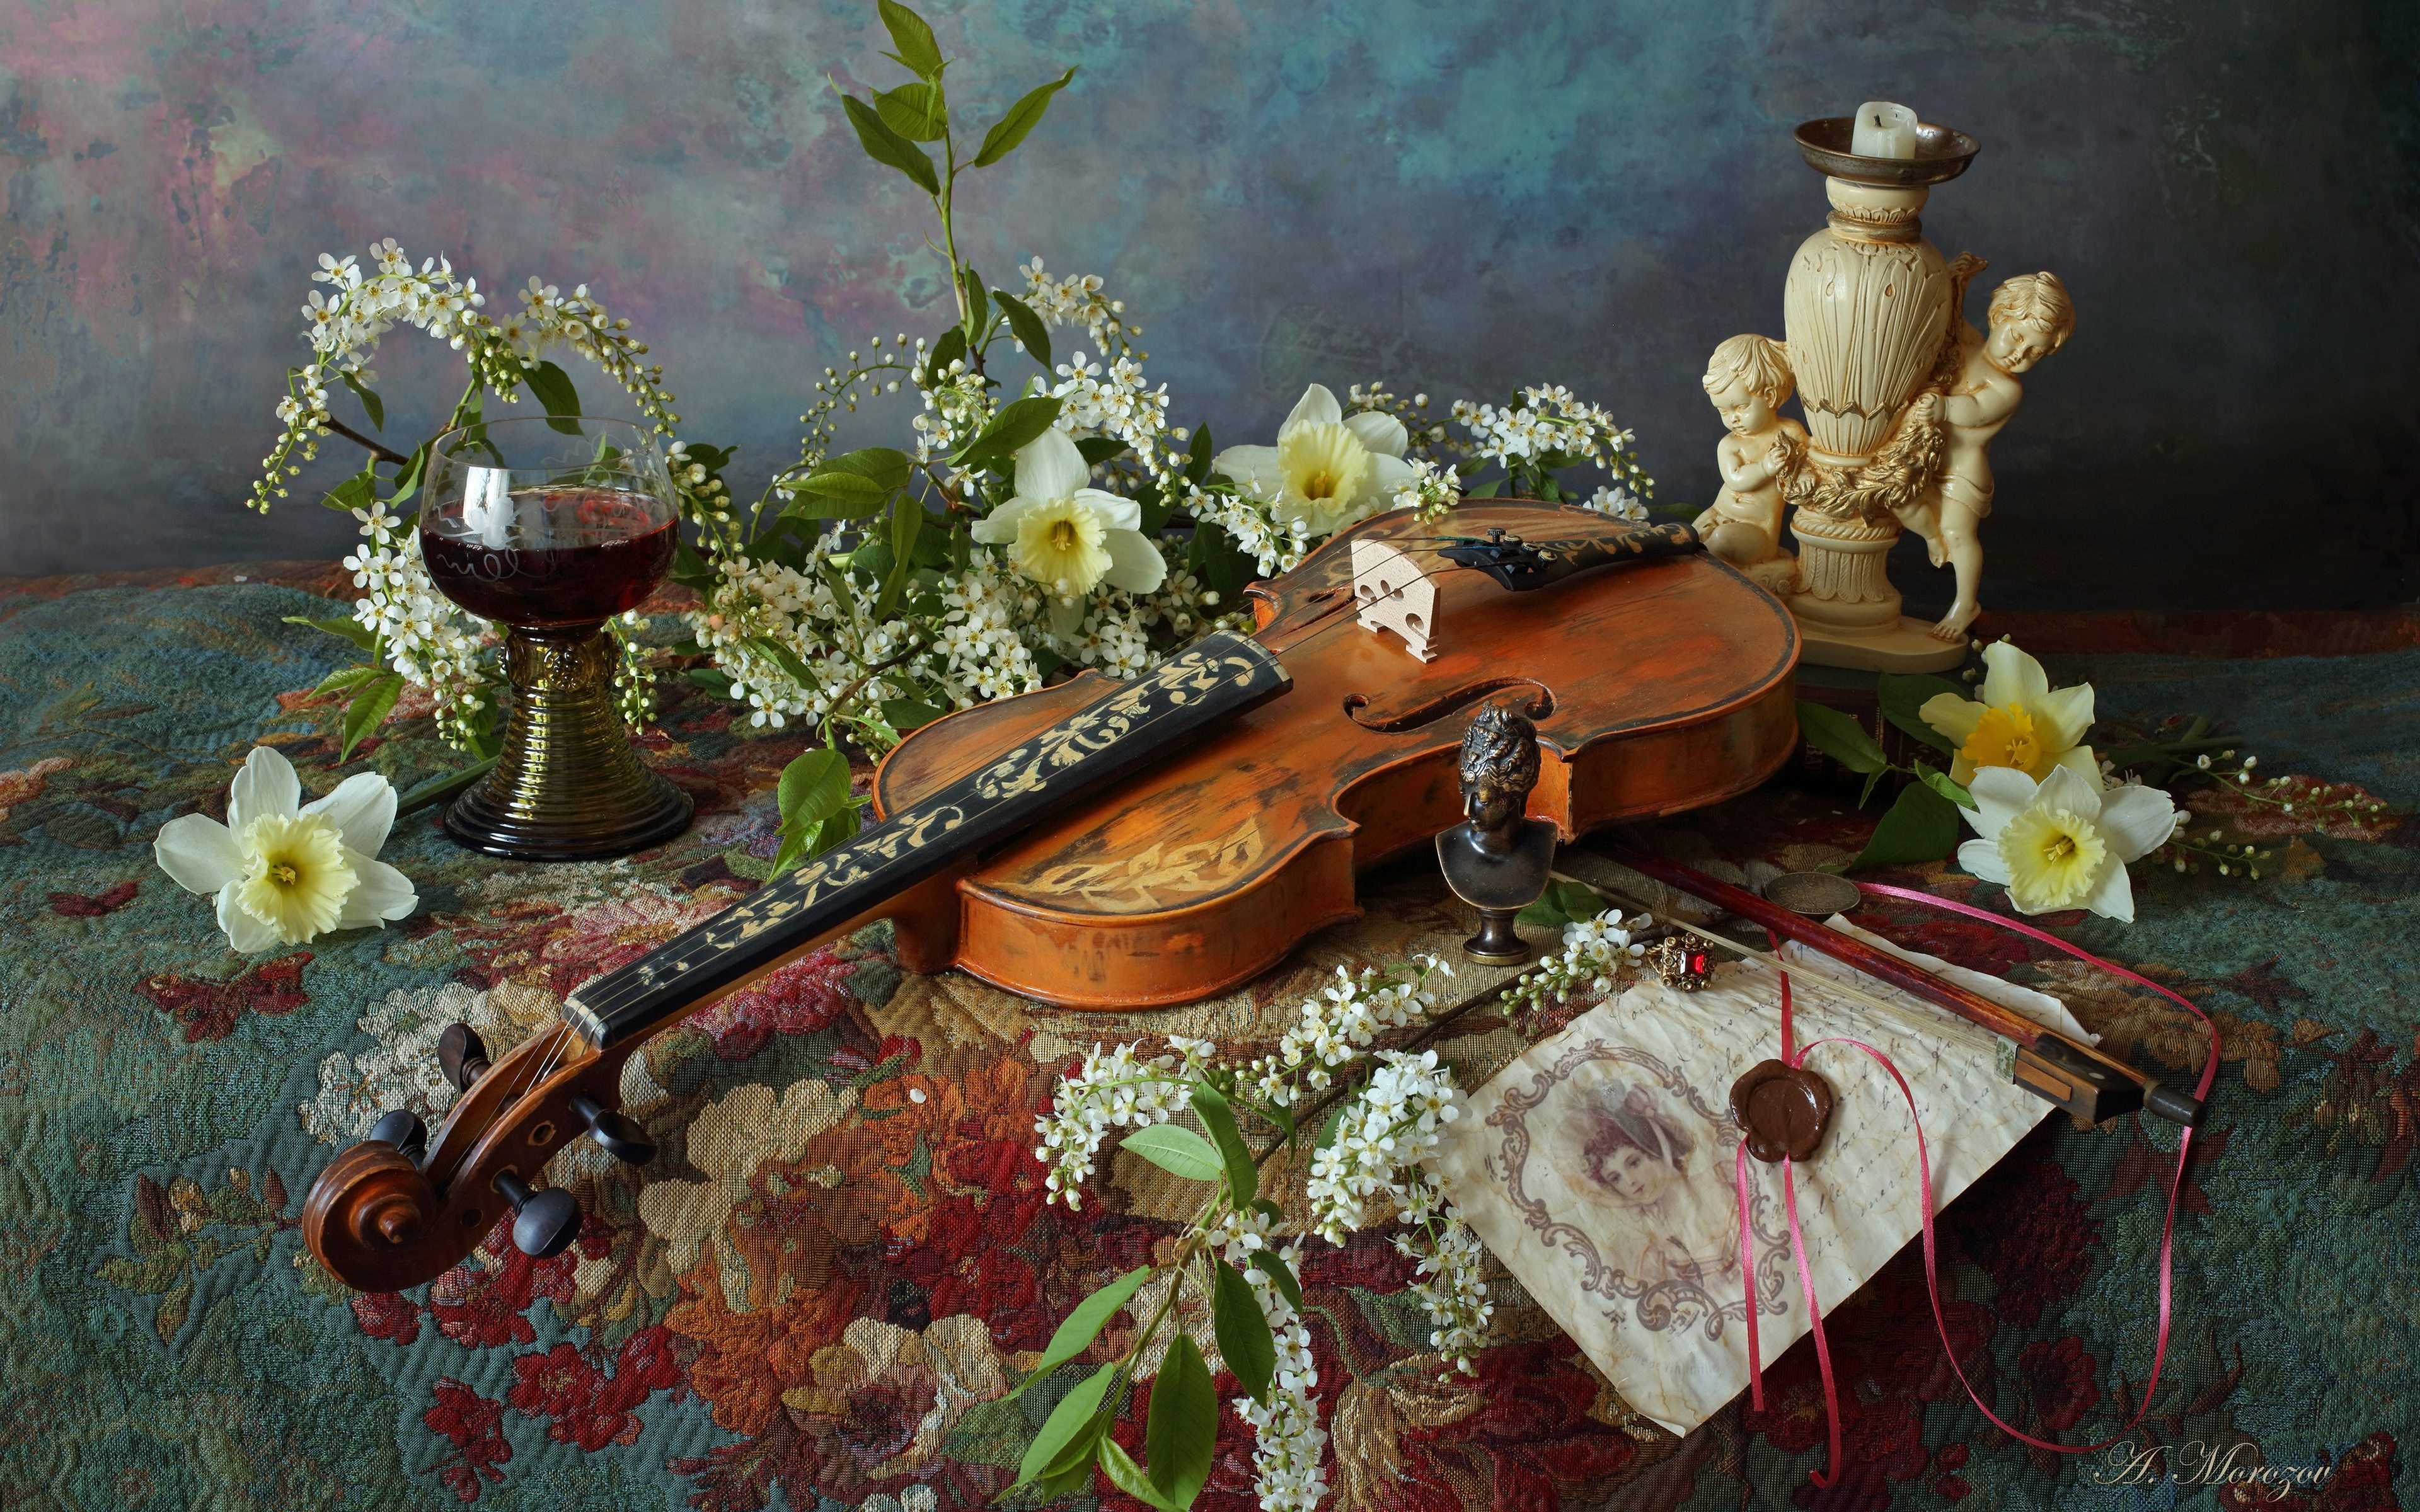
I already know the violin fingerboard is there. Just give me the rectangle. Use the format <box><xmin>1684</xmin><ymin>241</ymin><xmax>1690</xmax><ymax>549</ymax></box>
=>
<box><xmin>562</xmin><ymin>634</ymin><xmax>1293</xmax><ymax>1048</ymax></box>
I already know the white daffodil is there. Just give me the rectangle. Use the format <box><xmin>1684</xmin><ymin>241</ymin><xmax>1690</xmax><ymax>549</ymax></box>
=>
<box><xmin>1918</xmin><ymin>640</ymin><xmax>2098</xmax><ymax>786</ymax></box>
<box><xmin>1956</xmin><ymin>764</ymin><xmax>2177</xmax><ymax>922</ymax></box>
<box><xmin>1214</xmin><ymin>382</ymin><xmax>1416</xmax><ymax>538</ymax></box>
<box><xmin>154</xmin><ymin>746</ymin><xmax>418</xmax><ymax>951</ymax></box>
<box><xmin>972</xmin><ymin>428</ymin><xmax>1166</xmax><ymax>634</ymax></box>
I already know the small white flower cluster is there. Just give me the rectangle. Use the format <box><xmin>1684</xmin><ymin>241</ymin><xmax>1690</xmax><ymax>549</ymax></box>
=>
<box><xmin>1031</xmin><ymin>1041</ymin><xmax>1194</xmax><ymax>1210</ymax></box>
<box><xmin>770</xmin><ymin>335</ymin><xmax>918</xmax><ymax>515</ymax></box>
<box><xmin>1021</xmin><ymin>257</ymin><xmax>1139</xmax><ymax>356</ymax></box>
<box><xmin>910</xmin><ymin>359</ymin><xmax>994</xmax><ymax>470</ymax></box>
<box><xmin>1245</xmin><ymin>958</ymin><xmax>1450</xmax><ymax>1109</ymax></box>
<box><xmin>340</xmin><ymin>505</ymin><xmax>495</xmax><ymax>745</ymax></box>
<box><xmin>1585</xmin><ymin>484</ymin><xmax>1650</xmax><ymax>521</ymax></box>
<box><xmin>688</xmin><ymin>540</ymin><xmax>930</xmax><ymax>735</ymax></box>
<box><xmin>1236</xmin><ymin>1258</ymin><xmax>1329</xmax><ymax>1512</ymax></box>
<box><xmin>933</xmin><ymin>555</ymin><xmax>1046</xmax><ymax>702</ymax></box>
<box><xmin>258</xmin><ymin>238</ymin><xmax>676</xmax><ymax>516</ymax></box>
<box><xmin>1303</xmin><ymin>1047</ymin><xmax>1463</xmax><ymax>1244</ymax></box>
<box><xmin>1499</xmin><ymin>912</ymin><xmax>1651</xmax><ymax>1024</ymax></box>
<box><xmin>1193</xmin><ymin>483</ymin><xmax>1317</xmax><ymax>578</ymax></box>
<box><xmin>1391</xmin><ymin>455</ymin><xmax>1463</xmax><ymax>525</ymax></box>
<box><xmin>1051</xmin><ymin>349</ymin><xmax>1177</xmax><ymax>479</ymax></box>
<box><xmin>1454</xmin><ymin>384</ymin><xmax>1630</xmax><ymax>469</ymax></box>
<box><xmin>1395</xmin><ymin>1207</ymin><xmax>1492</xmax><ymax>1374</ymax></box>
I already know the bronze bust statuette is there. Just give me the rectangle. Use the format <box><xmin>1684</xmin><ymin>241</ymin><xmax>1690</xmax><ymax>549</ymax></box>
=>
<box><xmin>1437</xmin><ymin>702</ymin><xmax>1558</xmax><ymax>965</ymax></box>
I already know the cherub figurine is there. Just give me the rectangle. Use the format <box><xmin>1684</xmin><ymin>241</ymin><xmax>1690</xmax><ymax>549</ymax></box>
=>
<box><xmin>1691</xmin><ymin>334</ymin><xmax>1806</xmax><ymax>593</ymax></box>
<box><xmin>1894</xmin><ymin>272</ymin><xmax>2076</xmax><ymax>641</ymax></box>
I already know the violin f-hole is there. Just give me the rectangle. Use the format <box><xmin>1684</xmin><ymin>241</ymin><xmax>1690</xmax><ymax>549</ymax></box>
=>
<box><xmin>1342</xmin><ymin>677</ymin><xmax>1555</xmax><ymax>733</ymax></box>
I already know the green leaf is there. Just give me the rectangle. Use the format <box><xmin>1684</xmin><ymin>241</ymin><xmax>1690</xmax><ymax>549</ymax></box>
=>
<box><xmin>972</xmin><ymin>66</ymin><xmax>1076</xmax><ymax>167</ymax></box>
<box><xmin>1145</xmin><ymin>1332</ymin><xmax>1217</xmax><ymax>1506</ymax></box>
<box><xmin>873</xmin><ymin>80</ymin><xmax>947</xmax><ymax>140</ymax></box>
<box><xmin>284</xmin><ymin>614</ymin><xmax>376</xmax><ymax>651</ymax></box>
<box><xmin>1101</xmin><ymin>1438</ymin><xmax>1186</xmax><ymax>1512</ymax></box>
<box><xmin>1877</xmin><ymin>673</ymin><xmax>1968</xmax><ymax>754</ymax></box>
<box><xmin>320</xmin><ymin>471</ymin><xmax>376</xmax><ymax>513</ymax></box>
<box><xmin>311</xmin><ymin>665</ymin><xmax>387</xmax><ymax>697</ymax></box>
<box><xmin>1516</xmin><ymin>876</ymin><xmax>1601</xmax><ymax>929</ymax></box>
<box><xmin>337</xmin><ymin>371</ymin><xmax>384</xmax><ymax>432</ymax></box>
<box><xmin>396</xmin><ymin>757</ymin><xmax>499</xmax><ymax>818</ymax></box>
<box><xmin>1796</xmin><ymin>700</ymin><xmax>1890</xmax><ymax>776</ymax></box>
<box><xmin>523</xmin><ymin>360</ymin><xmax>585</xmax><ymax>435</ymax></box>
<box><xmin>458</xmin><ymin>696</ymin><xmax>501</xmax><ymax>762</ymax></box>
<box><xmin>1915</xmin><ymin>762</ymin><xmax>1977</xmax><ymax>810</ymax></box>
<box><xmin>1857</xmin><ymin>766</ymin><xmax>1886</xmax><ymax>810</ymax></box>
<box><xmin>952</xmin><ymin>394</ymin><xmax>1064</xmax><ymax>467</ymax></box>
<box><xmin>1075</xmin><ymin>436</ymin><xmax>1128</xmax><ymax>467</ymax></box>
<box><xmin>1183</xmin><ymin>425</ymin><xmax>1214</xmax><ymax>485</ymax></box>
<box><xmin>994</xmin><ymin>288</ymin><xmax>1052</xmax><ymax>367</ymax></box>
<box><xmin>840</xmin><ymin>91</ymin><xmax>939</xmax><ymax>194</ymax></box>
<box><xmin>1120</xmin><ymin>1124</ymin><xmax>1224</xmax><ymax>1184</ymax></box>
<box><xmin>877</xmin><ymin>0</ymin><xmax>944</xmax><ymax>79</ymax></box>
<box><xmin>1006</xmin><ymin>1265</ymin><xmax>1154</xmax><ymax>1401</ymax></box>
<box><xmin>800</xmin><ymin>445</ymin><xmax>909</xmax><ymax>495</ymax></box>
<box><xmin>874</xmin><ymin>501</ymin><xmax>925</xmax><ymax>620</ymax></box>
<box><xmin>386</xmin><ymin>442</ymin><xmax>431</xmax><ymax>508</ymax></box>
<box><xmin>1316</xmin><ymin>1102</ymin><xmax>1347</xmax><ymax>1152</ymax></box>
<box><xmin>879</xmin><ymin>697</ymin><xmax>947</xmax><ymax>733</ymax></box>
<box><xmin>1212</xmin><ymin>1257</ymin><xmax>1276</xmax><ymax>1405</ymax></box>
<box><xmin>1185</xmin><ymin>520</ymin><xmax>1251</xmax><ymax>598</ymax></box>
<box><xmin>771</xmin><ymin>747</ymin><xmax>855</xmax><ymax>874</ymax></box>
<box><xmin>1849</xmin><ymin>779</ymin><xmax>1964</xmax><ymax>871</ymax></box>
<box><xmin>669</xmin><ymin>537</ymin><xmax>714</xmax><ymax>589</ymax></box>
<box><xmin>1189</xmin><ymin>1084</ymin><xmax>1259</xmax><ymax>1211</ymax></box>
<box><xmin>1014</xmin><ymin>1360</ymin><xmax>1117</xmax><ymax>1485</ymax></box>
<box><xmin>1248</xmin><ymin>1247</ymin><xmax>1303</xmax><ymax>1313</ymax></box>
<box><xmin>340</xmin><ymin>673</ymin><xmax>405</xmax><ymax>761</ymax></box>
<box><xmin>923</xmin><ymin>325</ymin><xmax>967</xmax><ymax>387</ymax></box>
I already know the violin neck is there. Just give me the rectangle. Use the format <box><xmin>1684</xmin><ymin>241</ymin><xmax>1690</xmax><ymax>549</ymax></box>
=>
<box><xmin>559</xmin><ymin>634</ymin><xmax>1293</xmax><ymax>1050</ymax></box>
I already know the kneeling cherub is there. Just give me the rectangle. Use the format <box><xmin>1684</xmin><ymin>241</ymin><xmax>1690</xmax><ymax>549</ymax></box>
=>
<box><xmin>1692</xmin><ymin>334</ymin><xmax>1805</xmax><ymax>593</ymax></box>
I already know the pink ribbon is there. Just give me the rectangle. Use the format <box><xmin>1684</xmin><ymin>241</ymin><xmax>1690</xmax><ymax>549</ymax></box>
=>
<box><xmin>1734</xmin><ymin>883</ymin><xmax>2221</xmax><ymax>1482</ymax></box>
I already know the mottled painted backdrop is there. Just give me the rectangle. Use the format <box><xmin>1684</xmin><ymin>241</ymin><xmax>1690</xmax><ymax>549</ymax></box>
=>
<box><xmin>3</xmin><ymin>0</ymin><xmax>2417</xmax><ymax>610</ymax></box>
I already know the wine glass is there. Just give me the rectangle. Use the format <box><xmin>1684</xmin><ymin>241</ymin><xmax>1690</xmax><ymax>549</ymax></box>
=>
<box><xmin>419</xmin><ymin>414</ymin><xmax>693</xmax><ymax>860</ymax></box>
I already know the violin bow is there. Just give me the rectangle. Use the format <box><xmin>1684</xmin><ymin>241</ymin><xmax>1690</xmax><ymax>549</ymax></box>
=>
<box><xmin>1593</xmin><ymin>847</ymin><xmax>2203</xmax><ymax>1129</ymax></box>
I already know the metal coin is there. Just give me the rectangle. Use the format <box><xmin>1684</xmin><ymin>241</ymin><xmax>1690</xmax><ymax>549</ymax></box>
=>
<box><xmin>1763</xmin><ymin>871</ymin><xmax>1862</xmax><ymax>917</ymax></box>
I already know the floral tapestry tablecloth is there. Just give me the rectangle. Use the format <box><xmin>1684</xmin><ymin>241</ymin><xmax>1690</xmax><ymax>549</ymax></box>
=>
<box><xmin>0</xmin><ymin>563</ymin><xmax>2413</xmax><ymax>1511</ymax></box>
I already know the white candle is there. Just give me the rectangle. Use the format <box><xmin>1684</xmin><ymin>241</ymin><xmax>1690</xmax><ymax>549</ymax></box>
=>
<box><xmin>1851</xmin><ymin>101</ymin><xmax>1918</xmax><ymax>159</ymax></box>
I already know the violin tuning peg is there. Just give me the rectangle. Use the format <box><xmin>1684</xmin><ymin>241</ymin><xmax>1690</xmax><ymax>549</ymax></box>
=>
<box><xmin>492</xmin><ymin>1171</ymin><xmax>582</xmax><ymax>1260</ymax></box>
<box><xmin>367</xmin><ymin>1109</ymin><xmax>428</xmax><ymax>1163</ymax></box>
<box><xmin>570</xmin><ymin>1094</ymin><xmax>658</xmax><ymax>1167</ymax></box>
<box><xmin>437</xmin><ymin>1023</ymin><xmax>492</xmax><ymax>1092</ymax></box>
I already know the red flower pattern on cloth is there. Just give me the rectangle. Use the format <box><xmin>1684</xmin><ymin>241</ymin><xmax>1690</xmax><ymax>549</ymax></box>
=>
<box><xmin>2017</xmin><ymin>1335</ymin><xmax>2103</xmax><ymax>1433</ymax></box>
<box><xmin>1951</xmin><ymin>1138</ymin><xmax>2103</xmax><ymax>1327</ymax></box>
<box><xmin>50</xmin><ymin>879</ymin><xmax>139</xmax><ymax>916</ymax></box>
<box><xmin>425</xmin><ymin>1218</ymin><xmax>585</xmax><ymax>1349</ymax></box>
<box><xmin>691</xmin><ymin>949</ymin><xmax>859</xmax><ymax>1059</ymax></box>
<box><xmin>422</xmin><ymin>1379</ymin><xmax>512</xmax><ymax>1503</ymax></box>
<box><xmin>507</xmin><ymin>1325</ymin><xmax>686</xmax><ymax>1450</ymax></box>
<box><xmin>135</xmin><ymin>952</ymin><xmax>311</xmax><ymax>1041</ymax></box>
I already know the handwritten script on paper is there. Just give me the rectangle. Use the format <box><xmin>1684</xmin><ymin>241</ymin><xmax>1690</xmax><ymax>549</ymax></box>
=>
<box><xmin>1427</xmin><ymin>919</ymin><xmax>2093</xmax><ymax>1436</ymax></box>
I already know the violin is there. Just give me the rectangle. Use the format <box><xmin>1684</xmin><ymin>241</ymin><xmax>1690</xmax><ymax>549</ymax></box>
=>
<box><xmin>304</xmin><ymin>501</ymin><xmax>1801</xmax><ymax>1289</ymax></box>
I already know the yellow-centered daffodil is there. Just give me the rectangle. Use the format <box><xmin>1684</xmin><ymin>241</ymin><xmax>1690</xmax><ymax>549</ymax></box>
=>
<box><xmin>1957</xmin><ymin>764</ymin><xmax>2177</xmax><ymax>921</ymax></box>
<box><xmin>154</xmin><ymin>745</ymin><xmax>417</xmax><ymax>950</ymax></box>
<box><xmin>1919</xmin><ymin>641</ymin><xmax>2097</xmax><ymax>785</ymax></box>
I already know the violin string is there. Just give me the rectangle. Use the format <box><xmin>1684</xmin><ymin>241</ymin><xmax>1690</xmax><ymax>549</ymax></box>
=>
<box><xmin>491</xmin><ymin>525</ymin><xmax>1660</xmax><ymax>1120</ymax></box>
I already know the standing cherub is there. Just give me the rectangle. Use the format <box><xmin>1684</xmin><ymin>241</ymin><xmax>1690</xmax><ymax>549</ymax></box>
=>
<box><xmin>1894</xmin><ymin>272</ymin><xmax>2077</xmax><ymax>641</ymax></box>
<box><xmin>1691</xmin><ymin>335</ymin><xmax>1806</xmax><ymax>594</ymax></box>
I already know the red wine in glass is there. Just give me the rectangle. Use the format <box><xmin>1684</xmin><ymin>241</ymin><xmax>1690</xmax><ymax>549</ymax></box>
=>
<box><xmin>421</xmin><ymin>486</ymin><xmax>676</xmax><ymax>628</ymax></box>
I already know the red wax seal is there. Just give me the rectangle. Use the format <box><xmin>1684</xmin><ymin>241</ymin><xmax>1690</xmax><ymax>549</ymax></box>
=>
<box><xmin>1729</xmin><ymin>1059</ymin><xmax>1836</xmax><ymax>1164</ymax></box>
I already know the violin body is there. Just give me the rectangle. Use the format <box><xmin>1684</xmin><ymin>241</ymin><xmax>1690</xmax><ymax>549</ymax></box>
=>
<box><xmin>872</xmin><ymin>500</ymin><xmax>1800</xmax><ymax>1006</ymax></box>
<box><xmin>302</xmin><ymin>500</ymin><xmax>1798</xmax><ymax>1290</ymax></box>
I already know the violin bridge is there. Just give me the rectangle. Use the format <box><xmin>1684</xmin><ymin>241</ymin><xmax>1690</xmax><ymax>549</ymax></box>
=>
<box><xmin>1351</xmin><ymin>539</ymin><xmax>1440</xmax><ymax>662</ymax></box>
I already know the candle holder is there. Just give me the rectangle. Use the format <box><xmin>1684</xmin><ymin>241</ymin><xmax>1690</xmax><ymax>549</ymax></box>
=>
<box><xmin>418</xmin><ymin>415</ymin><xmax>694</xmax><ymax>861</ymax></box>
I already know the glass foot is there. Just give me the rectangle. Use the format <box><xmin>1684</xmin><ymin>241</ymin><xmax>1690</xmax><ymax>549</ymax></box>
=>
<box><xmin>442</xmin><ymin>627</ymin><xmax>694</xmax><ymax>862</ymax></box>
